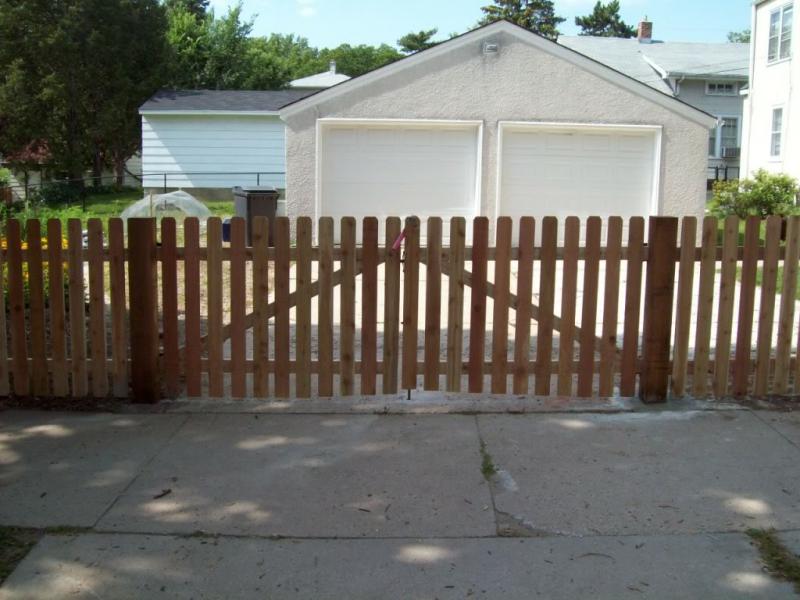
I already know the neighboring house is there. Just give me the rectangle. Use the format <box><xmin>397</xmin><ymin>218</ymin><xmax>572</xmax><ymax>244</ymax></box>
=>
<box><xmin>289</xmin><ymin>61</ymin><xmax>351</xmax><ymax>90</ymax></box>
<box><xmin>279</xmin><ymin>20</ymin><xmax>715</xmax><ymax>239</ymax></box>
<box><xmin>139</xmin><ymin>89</ymin><xmax>312</xmax><ymax>203</ymax></box>
<box><xmin>559</xmin><ymin>21</ymin><xmax>750</xmax><ymax>186</ymax></box>
<box><xmin>741</xmin><ymin>0</ymin><xmax>797</xmax><ymax>180</ymax></box>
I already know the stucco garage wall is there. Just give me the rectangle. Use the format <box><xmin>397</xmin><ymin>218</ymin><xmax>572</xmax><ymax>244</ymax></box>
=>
<box><xmin>283</xmin><ymin>30</ymin><xmax>709</xmax><ymax>230</ymax></box>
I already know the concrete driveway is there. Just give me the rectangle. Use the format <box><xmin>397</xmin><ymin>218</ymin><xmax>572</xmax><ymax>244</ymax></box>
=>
<box><xmin>1</xmin><ymin>400</ymin><xmax>799</xmax><ymax>598</ymax></box>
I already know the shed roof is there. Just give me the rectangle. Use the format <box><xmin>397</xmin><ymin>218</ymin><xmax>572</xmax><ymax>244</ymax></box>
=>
<box><xmin>139</xmin><ymin>89</ymin><xmax>314</xmax><ymax>114</ymax></box>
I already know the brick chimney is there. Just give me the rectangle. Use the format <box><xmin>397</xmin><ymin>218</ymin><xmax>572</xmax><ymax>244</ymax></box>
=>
<box><xmin>638</xmin><ymin>18</ymin><xmax>653</xmax><ymax>44</ymax></box>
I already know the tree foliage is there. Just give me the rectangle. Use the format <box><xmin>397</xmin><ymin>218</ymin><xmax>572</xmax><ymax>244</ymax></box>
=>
<box><xmin>398</xmin><ymin>28</ymin><xmax>439</xmax><ymax>53</ymax></box>
<box><xmin>164</xmin><ymin>0</ymin><xmax>209</xmax><ymax>20</ymax></box>
<box><xmin>575</xmin><ymin>1</ymin><xmax>636</xmax><ymax>38</ymax></box>
<box><xmin>478</xmin><ymin>0</ymin><xmax>565</xmax><ymax>40</ymax></box>
<box><xmin>727</xmin><ymin>29</ymin><xmax>751</xmax><ymax>43</ymax></box>
<box><xmin>0</xmin><ymin>0</ymin><xmax>168</xmax><ymax>182</ymax></box>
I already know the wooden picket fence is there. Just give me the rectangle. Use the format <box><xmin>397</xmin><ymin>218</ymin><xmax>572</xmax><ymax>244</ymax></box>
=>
<box><xmin>1</xmin><ymin>214</ymin><xmax>800</xmax><ymax>403</ymax></box>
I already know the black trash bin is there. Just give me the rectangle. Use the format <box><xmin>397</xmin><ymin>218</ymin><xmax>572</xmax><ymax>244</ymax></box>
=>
<box><xmin>232</xmin><ymin>186</ymin><xmax>279</xmax><ymax>246</ymax></box>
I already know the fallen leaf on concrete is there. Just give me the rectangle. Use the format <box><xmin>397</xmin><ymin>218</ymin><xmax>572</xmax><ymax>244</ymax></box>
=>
<box><xmin>153</xmin><ymin>489</ymin><xmax>172</xmax><ymax>499</ymax></box>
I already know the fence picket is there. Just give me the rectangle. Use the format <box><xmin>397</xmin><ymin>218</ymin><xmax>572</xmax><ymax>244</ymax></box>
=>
<box><xmin>671</xmin><ymin>217</ymin><xmax>697</xmax><ymax>397</ymax></box>
<box><xmin>26</xmin><ymin>220</ymin><xmax>48</xmax><ymax>396</ymax></box>
<box><xmin>317</xmin><ymin>218</ymin><xmax>334</xmax><ymax>397</ymax></box>
<box><xmin>230</xmin><ymin>217</ymin><xmax>248</xmax><ymax>398</ymax></box>
<box><xmin>361</xmin><ymin>217</ymin><xmax>379</xmax><ymax>395</ymax></box>
<box><xmin>620</xmin><ymin>217</ymin><xmax>644</xmax><ymax>396</ymax></box>
<box><xmin>599</xmin><ymin>216</ymin><xmax>622</xmax><ymax>397</ymax></box>
<box><xmin>424</xmin><ymin>218</ymin><xmax>442</xmax><ymax>391</ymax></box>
<box><xmin>468</xmin><ymin>217</ymin><xmax>489</xmax><ymax>393</ymax></box>
<box><xmin>108</xmin><ymin>219</ymin><xmax>127</xmax><ymax>398</ymax></box>
<box><xmin>775</xmin><ymin>217</ymin><xmax>800</xmax><ymax>394</ymax></box>
<box><xmin>274</xmin><ymin>217</ymin><xmax>291</xmax><ymax>397</ymax></box>
<box><xmin>383</xmin><ymin>217</ymin><xmax>401</xmax><ymax>394</ymax></box>
<box><xmin>513</xmin><ymin>217</ymin><xmax>535</xmax><ymax>395</ymax></box>
<box><xmin>87</xmin><ymin>219</ymin><xmax>107</xmax><ymax>398</ymax></box>
<box><xmin>557</xmin><ymin>217</ymin><xmax>580</xmax><ymax>396</ymax></box>
<box><xmin>47</xmin><ymin>220</ymin><xmax>68</xmax><ymax>397</ymax></box>
<box><xmin>692</xmin><ymin>217</ymin><xmax>718</xmax><ymax>397</ymax></box>
<box><xmin>6</xmin><ymin>220</ymin><xmax>29</xmax><ymax>396</ymax></box>
<box><xmin>183</xmin><ymin>218</ymin><xmax>202</xmax><ymax>397</ymax></box>
<box><xmin>161</xmin><ymin>218</ymin><xmax>180</xmax><ymax>398</ymax></box>
<box><xmin>402</xmin><ymin>217</ymin><xmax>421</xmax><ymax>391</ymax></box>
<box><xmin>754</xmin><ymin>216</ymin><xmax>782</xmax><ymax>395</ymax></box>
<box><xmin>446</xmin><ymin>217</ymin><xmax>466</xmax><ymax>392</ymax></box>
<box><xmin>206</xmin><ymin>217</ymin><xmax>224</xmax><ymax>397</ymax></box>
<box><xmin>577</xmin><ymin>216</ymin><xmax>601</xmax><ymax>397</ymax></box>
<box><xmin>252</xmin><ymin>217</ymin><xmax>270</xmax><ymax>398</ymax></box>
<box><xmin>340</xmin><ymin>217</ymin><xmax>356</xmax><ymax>396</ymax></box>
<box><xmin>732</xmin><ymin>217</ymin><xmax>761</xmax><ymax>396</ymax></box>
<box><xmin>0</xmin><ymin>224</ymin><xmax>7</xmax><ymax>397</ymax></box>
<box><xmin>535</xmin><ymin>217</ymin><xmax>557</xmax><ymax>396</ymax></box>
<box><xmin>714</xmin><ymin>216</ymin><xmax>739</xmax><ymax>397</ymax></box>
<box><xmin>295</xmin><ymin>217</ymin><xmax>312</xmax><ymax>398</ymax></box>
<box><xmin>491</xmin><ymin>217</ymin><xmax>512</xmax><ymax>394</ymax></box>
<box><xmin>67</xmin><ymin>219</ymin><xmax>87</xmax><ymax>397</ymax></box>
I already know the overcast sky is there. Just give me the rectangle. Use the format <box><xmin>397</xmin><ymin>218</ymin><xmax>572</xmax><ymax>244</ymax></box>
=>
<box><xmin>207</xmin><ymin>0</ymin><xmax>752</xmax><ymax>48</ymax></box>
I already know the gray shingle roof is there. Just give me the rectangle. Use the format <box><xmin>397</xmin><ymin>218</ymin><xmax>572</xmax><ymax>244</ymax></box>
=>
<box><xmin>139</xmin><ymin>89</ymin><xmax>315</xmax><ymax>113</ymax></box>
<box><xmin>559</xmin><ymin>36</ymin><xmax>749</xmax><ymax>95</ymax></box>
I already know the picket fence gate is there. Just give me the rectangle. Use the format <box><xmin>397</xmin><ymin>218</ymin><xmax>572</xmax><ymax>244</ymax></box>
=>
<box><xmin>1</xmin><ymin>214</ymin><xmax>799</xmax><ymax>403</ymax></box>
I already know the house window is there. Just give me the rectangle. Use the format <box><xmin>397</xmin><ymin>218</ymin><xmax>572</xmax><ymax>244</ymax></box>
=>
<box><xmin>769</xmin><ymin>4</ymin><xmax>793</xmax><ymax>63</ymax></box>
<box><xmin>706</xmin><ymin>82</ymin><xmax>737</xmax><ymax>96</ymax></box>
<box><xmin>771</xmin><ymin>108</ymin><xmax>784</xmax><ymax>157</ymax></box>
<box><xmin>709</xmin><ymin>117</ymin><xmax>740</xmax><ymax>158</ymax></box>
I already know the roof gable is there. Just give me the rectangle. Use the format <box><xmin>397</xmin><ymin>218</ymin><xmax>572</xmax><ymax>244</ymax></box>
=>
<box><xmin>279</xmin><ymin>21</ymin><xmax>717</xmax><ymax>128</ymax></box>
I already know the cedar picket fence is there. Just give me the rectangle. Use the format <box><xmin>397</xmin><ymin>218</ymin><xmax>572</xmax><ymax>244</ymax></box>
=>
<box><xmin>1</xmin><ymin>214</ymin><xmax>800</xmax><ymax>402</ymax></box>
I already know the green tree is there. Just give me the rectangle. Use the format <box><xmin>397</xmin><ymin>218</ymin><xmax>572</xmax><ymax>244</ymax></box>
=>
<box><xmin>164</xmin><ymin>0</ymin><xmax>209</xmax><ymax>20</ymax></box>
<box><xmin>0</xmin><ymin>0</ymin><xmax>168</xmax><ymax>186</ymax></box>
<box><xmin>727</xmin><ymin>29</ymin><xmax>751</xmax><ymax>43</ymax></box>
<box><xmin>318</xmin><ymin>44</ymin><xmax>402</xmax><ymax>77</ymax></box>
<box><xmin>398</xmin><ymin>28</ymin><xmax>439</xmax><ymax>53</ymax></box>
<box><xmin>710</xmin><ymin>170</ymin><xmax>799</xmax><ymax>219</ymax></box>
<box><xmin>575</xmin><ymin>1</ymin><xmax>636</xmax><ymax>38</ymax></box>
<box><xmin>478</xmin><ymin>0</ymin><xmax>565</xmax><ymax>40</ymax></box>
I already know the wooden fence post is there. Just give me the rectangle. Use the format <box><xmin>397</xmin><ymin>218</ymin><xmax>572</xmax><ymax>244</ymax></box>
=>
<box><xmin>640</xmin><ymin>217</ymin><xmax>678</xmax><ymax>404</ymax></box>
<box><xmin>128</xmin><ymin>218</ymin><xmax>160</xmax><ymax>403</ymax></box>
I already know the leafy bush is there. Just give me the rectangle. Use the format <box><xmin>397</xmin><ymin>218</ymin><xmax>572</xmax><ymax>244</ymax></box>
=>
<box><xmin>30</xmin><ymin>182</ymin><xmax>85</xmax><ymax>207</ymax></box>
<box><xmin>710</xmin><ymin>170</ymin><xmax>800</xmax><ymax>219</ymax></box>
<box><xmin>0</xmin><ymin>167</ymin><xmax>10</xmax><ymax>187</ymax></box>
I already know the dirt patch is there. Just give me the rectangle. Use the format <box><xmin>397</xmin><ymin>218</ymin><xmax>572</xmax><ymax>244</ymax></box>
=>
<box><xmin>0</xmin><ymin>395</ymin><xmax>136</xmax><ymax>413</ymax></box>
<box><xmin>0</xmin><ymin>527</ymin><xmax>41</xmax><ymax>584</ymax></box>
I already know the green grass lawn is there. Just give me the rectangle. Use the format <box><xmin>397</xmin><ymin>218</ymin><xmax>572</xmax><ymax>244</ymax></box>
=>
<box><xmin>5</xmin><ymin>189</ymin><xmax>235</xmax><ymax>233</ymax></box>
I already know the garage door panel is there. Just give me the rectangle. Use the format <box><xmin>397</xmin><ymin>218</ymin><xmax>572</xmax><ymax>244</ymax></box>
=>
<box><xmin>500</xmin><ymin>125</ymin><xmax>658</xmax><ymax>240</ymax></box>
<box><xmin>320</xmin><ymin>122</ymin><xmax>479</xmax><ymax>241</ymax></box>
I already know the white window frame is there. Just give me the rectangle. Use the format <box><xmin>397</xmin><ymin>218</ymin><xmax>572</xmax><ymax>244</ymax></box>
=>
<box><xmin>768</xmin><ymin>4</ymin><xmax>793</xmax><ymax>64</ymax></box>
<box><xmin>708</xmin><ymin>116</ymin><xmax>740</xmax><ymax>159</ymax></box>
<box><xmin>771</xmin><ymin>107</ymin><xmax>785</xmax><ymax>159</ymax></box>
<box><xmin>705</xmin><ymin>81</ymin><xmax>738</xmax><ymax>96</ymax></box>
<box><xmin>495</xmin><ymin>121</ymin><xmax>663</xmax><ymax>222</ymax></box>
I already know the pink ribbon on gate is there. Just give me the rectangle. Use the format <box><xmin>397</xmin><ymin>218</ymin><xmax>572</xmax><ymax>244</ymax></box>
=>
<box><xmin>392</xmin><ymin>229</ymin><xmax>407</xmax><ymax>252</ymax></box>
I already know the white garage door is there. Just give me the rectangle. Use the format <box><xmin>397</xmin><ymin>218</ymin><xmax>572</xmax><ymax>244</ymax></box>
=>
<box><xmin>499</xmin><ymin>123</ymin><xmax>660</xmax><ymax>237</ymax></box>
<box><xmin>319</xmin><ymin>120</ymin><xmax>481</xmax><ymax>239</ymax></box>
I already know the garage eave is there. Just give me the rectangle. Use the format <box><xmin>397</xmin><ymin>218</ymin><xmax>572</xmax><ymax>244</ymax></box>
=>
<box><xmin>139</xmin><ymin>110</ymin><xmax>281</xmax><ymax>117</ymax></box>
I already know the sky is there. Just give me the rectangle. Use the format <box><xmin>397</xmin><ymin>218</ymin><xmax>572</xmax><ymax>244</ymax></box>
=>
<box><xmin>207</xmin><ymin>0</ymin><xmax>753</xmax><ymax>48</ymax></box>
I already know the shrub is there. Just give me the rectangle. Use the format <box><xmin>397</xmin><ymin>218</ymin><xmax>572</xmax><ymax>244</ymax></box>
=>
<box><xmin>30</xmin><ymin>182</ymin><xmax>85</xmax><ymax>207</ymax></box>
<box><xmin>710</xmin><ymin>170</ymin><xmax>800</xmax><ymax>219</ymax></box>
<box><xmin>0</xmin><ymin>168</ymin><xmax>9</xmax><ymax>187</ymax></box>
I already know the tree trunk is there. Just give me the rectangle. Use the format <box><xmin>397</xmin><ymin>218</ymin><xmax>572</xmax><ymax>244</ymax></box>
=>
<box><xmin>92</xmin><ymin>148</ymin><xmax>103</xmax><ymax>188</ymax></box>
<box><xmin>114</xmin><ymin>155</ymin><xmax>125</xmax><ymax>187</ymax></box>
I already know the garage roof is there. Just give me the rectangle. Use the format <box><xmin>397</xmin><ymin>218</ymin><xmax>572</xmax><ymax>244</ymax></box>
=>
<box><xmin>139</xmin><ymin>89</ymin><xmax>314</xmax><ymax>115</ymax></box>
<box><xmin>279</xmin><ymin>20</ymin><xmax>717</xmax><ymax>128</ymax></box>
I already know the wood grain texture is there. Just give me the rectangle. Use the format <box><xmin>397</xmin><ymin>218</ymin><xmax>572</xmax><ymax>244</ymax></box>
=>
<box><xmin>490</xmin><ymin>217</ymin><xmax>512</xmax><ymax>394</ymax></box>
<box><xmin>47</xmin><ymin>220</ymin><xmax>68</xmax><ymax>397</ymax></box>
<box><xmin>446</xmin><ymin>217</ymin><xmax>466</xmax><ymax>392</ymax></box>
<box><xmin>402</xmin><ymin>217</ymin><xmax>421</xmax><ymax>391</ymax></box>
<box><xmin>557</xmin><ymin>217</ymin><xmax>580</xmax><ymax>396</ymax></box>
<box><xmin>0</xmin><ymin>222</ymin><xmax>7</xmax><ymax>397</ymax></box>
<box><xmin>108</xmin><ymin>219</ymin><xmax>128</xmax><ymax>398</ymax></box>
<box><xmin>732</xmin><ymin>217</ymin><xmax>760</xmax><ymax>396</ymax></box>
<box><xmin>714</xmin><ymin>216</ymin><xmax>739</xmax><ymax>397</ymax></box>
<box><xmin>252</xmin><ymin>217</ymin><xmax>270</xmax><ymax>398</ymax></box>
<box><xmin>423</xmin><ymin>218</ymin><xmax>442</xmax><ymax>391</ymax></box>
<box><xmin>183</xmin><ymin>218</ymin><xmax>202</xmax><ymax>397</ymax></box>
<box><xmin>361</xmin><ymin>217</ymin><xmax>379</xmax><ymax>395</ymax></box>
<box><xmin>87</xmin><ymin>219</ymin><xmax>107</xmax><ymax>397</ymax></box>
<box><xmin>692</xmin><ymin>217</ymin><xmax>718</xmax><ymax>398</ymax></box>
<box><xmin>160</xmin><ymin>218</ymin><xmax>180</xmax><ymax>398</ymax></box>
<box><xmin>274</xmin><ymin>217</ymin><xmax>291</xmax><ymax>397</ymax></box>
<box><xmin>229</xmin><ymin>217</ymin><xmax>248</xmax><ymax>398</ymax></box>
<box><xmin>577</xmin><ymin>217</ymin><xmax>601</xmax><ymax>398</ymax></box>
<box><xmin>340</xmin><ymin>217</ymin><xmax>356</xmax><ymax>396</ymax></box>
<box><xmin>6</xmin><ymin>220</ymin><xmax>28</xmax><ymax>396</ymax></box>
<box><xmin>67</xmin><ymin>219</ymin><xmax>87</xmax><ymax>397</ymax></box>
<box><xmin>513</xmin><ymin>217</ymin><xmax>534</xmax><ymax>395</ymax></box>
<box><xmin>206</xmin><ymin>217</ymin><xmax>224</xmax><ymax>397</ymax></box>
<box><xmin>26</xmin><ymin>220</ymin><xmax>48</xmax><ymax>396</ymax></box>
<box><xmin>468</xmin><ymin>217</ymin><xmax>489</xmax><ymax>393</ymax></box>
<box><xmin>774</xmin><ymin>217</ymin><xmax>800</xmax><ymax>394</ymax></box>
<box><xmin>754</xmin><ymin>216</ymin><xmax>782</xmax><ymax>395</ymax></box>
<box><xmin>670</xmin><ymin>217</ymin><xmax>697</xmax><ymax>397</ymax></box>
<box><xmin>598</xmin><ymin>216</ymin><xmax>622</xmax><ymax>397</ymax></box>
<box><xmin>620</xmin><ymin>217</ymin><xmax>644</xmax><ymax>397</ymax></box>
<box><xmin>535</xmin><ymin>217</ymin><xmax>557</xmax><ymax>396</ymax></box>
<box><xmin>317</xmin><ymin>218</ymin><xmax>334</xmax><ymax>397</ymax></box>
<box><xmin>383</xmin><ymin>217</ymin><xmax>402</xmax><ymax>394</ymax></box>
<box><xmin>295</xmin><ymin>217</ymin><xmax>312</xmax><ymax>398</ymax></box>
